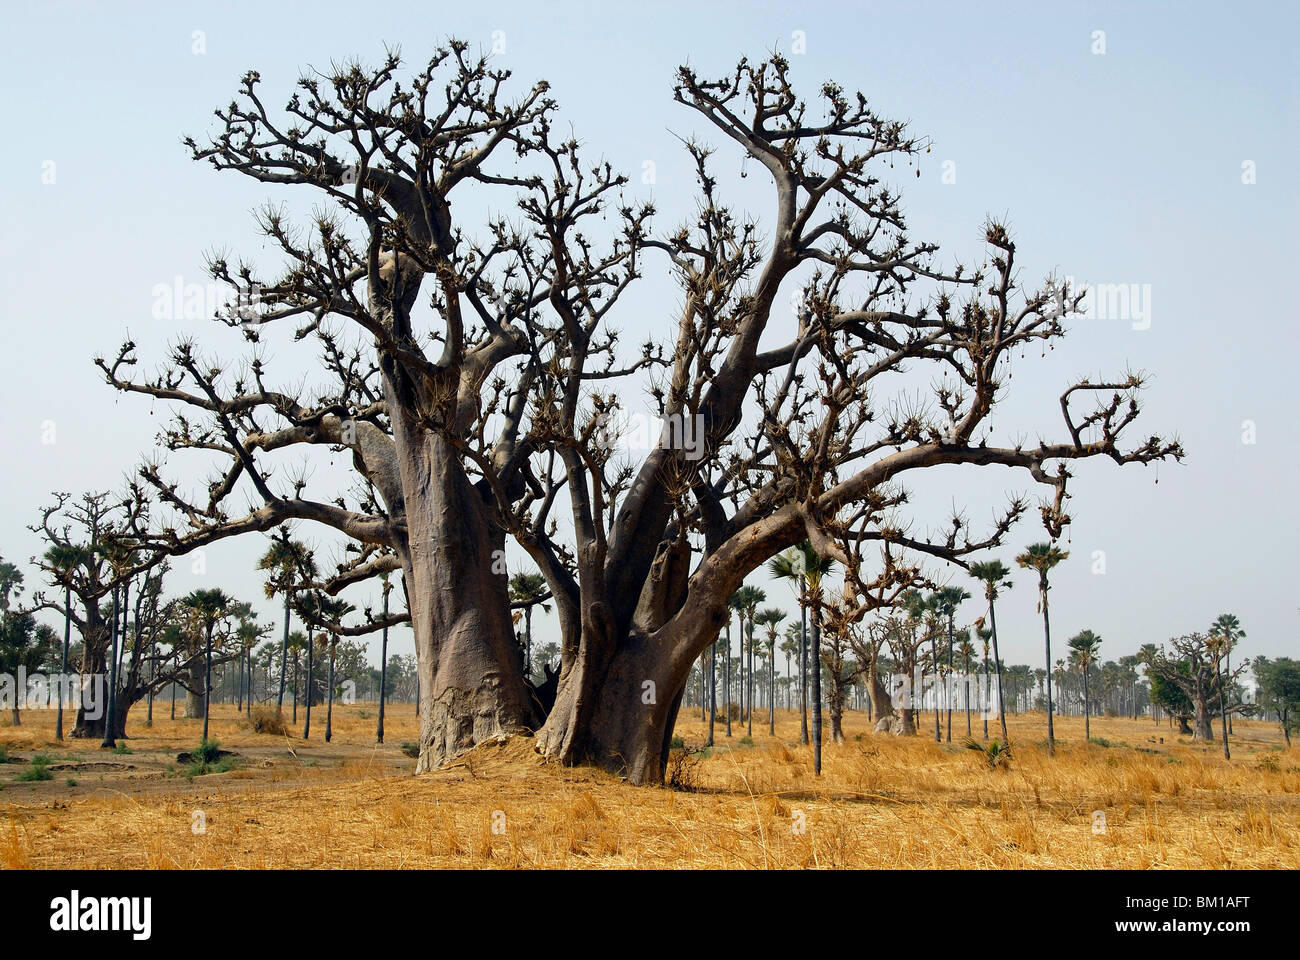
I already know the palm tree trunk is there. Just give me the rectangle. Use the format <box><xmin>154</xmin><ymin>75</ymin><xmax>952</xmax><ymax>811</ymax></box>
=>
<box><xmin>724</xmin><ymin>618</ymin><xmax>732</xmax><ymax>738</ymax></box>
<box><xmin>57</xmin><ymin>584</ymin><xmax>71</xmax><ymax>740</ymax></box>
<box><xmin>101</xmin><ymin>585</ymin><xmax>120</xmax><ymax>749</ymax></box>
<box><xmin>706</xmin><ymin>638</ymin><xmax>716</xmax><ymax>747</ymax></box>
<box><xmin>377</xmin><ymin>591</ymin><xmax>389</xmax><ymax>744</ymax></box>
<box><xmin>1217</xmin><ymin>658</ymin><xmax>1230</xmax><ymax>760</ymax></box>
<box><xmin>277</xmin><ymin>593</ymin><xmax>291</xmax><ymax>710</ymax></box>
<box><xmin>929</xmin><ymin>632</ymin><xmax>941</xmax><ymax>743</ymax></box>
<box><xmin>325</xmin><ymin>640</ymin><xmax>335</xmax><ymax>743</ymax></box>
<box><xmin>202</xmin><ymin>622</ymin><xmax>214</xmax><ymax>743</ymax></box>
<box><xmin>768</xmin><ymin>641</ymin><xmax>775</xmax><ymax>736</ymax></box>
<box><xmin>746</xmin><ymin>621</ymin><xmax>754</xmax><ymax>737</ymax></box>
<box><xmin>945</xmin><ymin>616</ymin><xmax>954</xmax><ymax>742</ymax></box>
<box><xmin>1083</xmin><ymin>665</ymin><xmax>1091</xmax><ymax>741</ymax></box>
<box><xmin>304</xmin><ymin>634</ymin><xmax>314</xmax><ymax>739</ymax></box>
<box><xmin>990</xmin><ymin>600</ymin><xmax>1010</xmax><ymax>747</ymax></box>
<box><xmin>1041</xmin><ymin>590</ymin><xmax>1055</xmax><ymax>756</ymax></box>
<box><xmin>799</xmin><ymin>601</ymin><xmax>809</xmax><ymax>745</ymax></box>
<box><xmin>811</xmin><ymin>611</ymin><xmax>823</xmax><ymax>775</ymax></box>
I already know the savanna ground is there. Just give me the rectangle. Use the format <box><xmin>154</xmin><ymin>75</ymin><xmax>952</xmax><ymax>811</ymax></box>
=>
<box><xmin>1</xmin><ymin>701</ymin><xmax>1297</xmax><ymax>868</ymax></box>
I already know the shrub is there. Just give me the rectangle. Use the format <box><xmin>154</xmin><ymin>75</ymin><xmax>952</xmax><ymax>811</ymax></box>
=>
<box><xmin>666</xmin><ymin>744</ymin><xmax>705</xmax><ymax>792</ymax></box>
<box><xmin>400</xmin><ymin>742</ymin><xmax>420</xmax><ymax>758</ymax></box>
<box><xmin>18</xmin><ymin>755</ymin><xmax>53</xmax><ymax>782</ymax></box>
<box><xmin>112</xmin><ymin>742</ymin><xmax>132</xmax><ymax>755</ymax></box>
<box><xmin>247</xmin><ymin>706</ymin><xmax>289</xmax><ymax>736</ymax></box>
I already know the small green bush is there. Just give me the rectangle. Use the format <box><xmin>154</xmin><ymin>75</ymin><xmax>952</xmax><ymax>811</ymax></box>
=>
<box><xmin>18</xmin><ymin>756</ymin><xmax>53</xmax><ymax>782</ymax></box>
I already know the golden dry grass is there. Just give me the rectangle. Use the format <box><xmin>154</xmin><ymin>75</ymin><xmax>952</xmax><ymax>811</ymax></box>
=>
<box><xmin>2</xmin><ymin>702</ymin><xmax>1297</xmax><ymax>869</ymax></box>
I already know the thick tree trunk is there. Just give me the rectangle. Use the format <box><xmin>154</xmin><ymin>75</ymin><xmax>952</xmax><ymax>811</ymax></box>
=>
<box><xmin>868</xmin><ymin>665</ymin><xmax>897</xmax><ymax>732</ymax></box>
<box><xmin>185</xmin><ymin>660</ymin><xmax>205</xmax><ymax>719</ymax></box>
<box><xmin>1192</xmin><ymin>698</ymin><xmax>1213</xmax><ymax>740</ymax></box>
<box><xmin>394</xmin><ymin>432</ymin><xmax>534</xmax><ymax>774</ymax></box>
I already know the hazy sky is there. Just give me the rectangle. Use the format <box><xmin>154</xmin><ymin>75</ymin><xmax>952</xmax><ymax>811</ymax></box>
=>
<box><xmin>1</xmin><ymin>1</ymin><xmax>1296</xmax><ymax>673</ymax></box>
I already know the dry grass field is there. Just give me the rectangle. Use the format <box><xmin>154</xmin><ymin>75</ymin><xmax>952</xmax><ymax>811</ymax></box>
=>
<box><xmin>1</xmin><ymin>702</ymin><xmax>1297</xmax><ymax>869</ymax></box>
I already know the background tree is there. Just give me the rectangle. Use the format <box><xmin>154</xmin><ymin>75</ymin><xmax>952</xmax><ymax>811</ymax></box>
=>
<box><xmin>929</xmin><ymin>585</ymin><xmax>970</xmax><ymax>742</ymax></box>
<box><xmin>1067</xmin><ymin>629</ymin><xmax>1102</xmax><ymax>740</ymax></box>
<box><xmin>1016</xmin><ymin>542</ymin><xmax>1068</xmax><ymax>755</ymax></box>
<box><xmin>1209</xmin><ymin>614</ymin><xmax>1245</xmax><ymax>736</ymax></box>
<box><xmin>508</xmin><ymin>572</ymin><xmax>551</xmax><ymax>679</ymax></box>
<box><xmin>99</xmin><ymin>48</ymin><xmax>1182</xmax><ymax>784</ymax></box>
<box><xmin>257</xmin><ymin>532</ymin><xmax>315</xmax><ymax>713</ymax></box>
<box><xmin>1141</xmin><ymin>634</ymin><xmax>1244</xmax><ymax>740</ymax></box>
<box><xmin>754</xmin><ymin>607</ymin><xmax>786</xmax><ymax>735</ymax></box>
<box><xmin>181</xmin><ymin>588</ymin><xmax>234</xmax><ymax>741</ymax></box>
<box><xmin>1253</xmin><ymin>656</ymin><xmax>1300</xmax><ymax>747</ymax></box>
<box><xmin>969</xmin><ymin>560</ymin><xmax>1012</xmax><ymax>746</ymax></box>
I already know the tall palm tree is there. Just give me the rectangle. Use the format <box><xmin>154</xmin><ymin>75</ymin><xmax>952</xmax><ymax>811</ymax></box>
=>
<box><xmin>769</xmin><ymin>541</ymin><xmax>836</xmax><ymax>773</ymax></box>
<box><xmin>764</xmin><ymin>541</ymin><xmax>837</xmax><ymax>764</ymax></box>
<box><xmin>755</xmin><ymin>608</ymin><xmax>787</xmax><ymax>735</ymax></box>
<box><xmin>723</xmin><ymin>591</ymin><xmax>746</xmax><ymax>737</ymax></box>
<box><xmin>97</xmin><ymin>536</ymin><xmax>137</xmax><ymax>748</ymax></box>
<box><xmin>1209</xmin><ymin>613</ymin><xmax>1245</xmax><ymax>739</ymax></box>
<box><xmin>257</xmin><ymin>534</ymin><xmax>314</xmax><ymax>713</ymax></box>
<box><xmin>968</xmin><ymin>559</ymin><xmax>1013</xmax><ymax>747</ymax></box>
<box><xmin>975</xmin><ymin>620</ymin><xmax>992</xmax><ymax>740</ymax></box>
<box><xmin>180</xmin><ymin>588</ymin><xmax>233</xmax><ymax>742</ymax></box>
<box><xmin>1015</xmin><ymin>542</ymin><xmax>1068</xmax><ymax>755</ymax></box>
<box><xmin>732</xmin><ymin>585</ymin><xmax>766</xmax><ymax>735</ymax></box>
<box><xmin>958</xmin><ymin>632</ymin><xmax>977</xmax><ymax>737</ymax></box>
<box><xmin>376</xmin><ymin>574</ymin><xmax>392</xmax><ymax>743</ymax></box>
<box><xmin>508</xmin><ymin>572</ymin><xmax>550</xmax><ymax>677</ymax></box>
<box><xmin>43</xmin><ymin>543</ymin><xmax>88</xmax><ymax>741</ymax></box>
<box><xmin>929</xmin><ymin>585</ymin><xmax>970</xmax><ymax>742</ymax></box>
<box><xmin>1067</xmin><ymin>629</ymin><xmax>1102</xmax><ymax>741</ymax></box>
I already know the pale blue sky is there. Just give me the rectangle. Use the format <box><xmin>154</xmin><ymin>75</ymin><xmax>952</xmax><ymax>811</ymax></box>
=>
<box><xmin>1</xmin><ymin>1</ymin><xmax>1296</xmax><ymax>671</ymax></box>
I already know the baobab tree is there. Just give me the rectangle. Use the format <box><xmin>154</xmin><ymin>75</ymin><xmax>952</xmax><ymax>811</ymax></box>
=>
<box><xmin>98</xmin><ymin>47</ymin><xmax>1181</xmax><ymax>784</ymax></box>
<box><xmin>1141</xmin><ymin>634</ymin><xmax>1244</xmax><ymax>741</ymax></box>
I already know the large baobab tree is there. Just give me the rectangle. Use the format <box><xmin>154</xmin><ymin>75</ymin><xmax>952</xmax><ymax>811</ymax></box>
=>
<box><xmin>99</xmin><ymin>47</ymin><xmax>1181</xmax><ymax>784</ymax></box>
<box><xmin>1141</xmin><ymin>634</ymin><xmax>1244</xmax><ymax>741</ymax></box>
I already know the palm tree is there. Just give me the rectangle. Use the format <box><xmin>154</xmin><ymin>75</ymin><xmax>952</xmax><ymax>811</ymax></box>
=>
<box><xmin>769</xmin><ymin>541</ymin><xmax>836</xmax><ymax>773</ymax></box>
<box><xmin>723</xmin><ymin>591</ymin><xmax>745</xmax><ymax>737</ymax></box>
<box><xmin>732</xmin><ymin>585</ymin><xmax>766</xmax><ymax>735</ymax></box>
<box><xmin>968</xmin><ymin>559</ymin><xmax>1013</xmax><ymax>747</ymax></box>
<box><xmin>755</xmin><ymin>608</ymin><xmax>787</xmax><ymax>735</ymax></box>
<box><xmin>43</xmin><ymin>543</ymin><xmax>88</xmax><ymax>740</ymax></box>
<box><xmin>929</xmin><ymin>585</ymin><xmax>970</xmax><ymax>742</ymax></box>
<box><xmin>1067</xmin><ymin>629</ymin><xmax>1102</xmax><ymax>740</ymax></box>
<box><xmin>180</xmin><ymin>588</ymin><xmax>233</xmax><ymax>742</ymax></box>
<box><xmin>1209</xmin><ymin>613</ymin><xmax>1245</xmax><ymax>739</ymax></box>
<box><xmin>286</xmin><ymin>630</ymin><xmax>307</xmax><ymax>723</ymax></box>
<box><xmin>257</xmin><ymin>534</ymin><xmax>314</xmax><ymax>713</ymax></box>
<box><xmin>508</xmin><ymin>572</ymin><xmax>550</xmax><ymax>677</ymax></box>
<box><xmin>975</xmin><ymin>620</ymin><xmax>992</xmax><ymax>740</ymax></box>
<box><xmin>97</xmin><ymin>536</ymin><xmax>137</xmax><ymax>748</ymax></box>
<box><xmin>958</xmin><ymin>632</ymin><xmax>977</xmax><ymax>737</ymax></box>
<box><xmin>376</xmin><ymin>574</ymin><xmax>393</xmax><ymax>743</ymax></box>
<box><xmin>1015</xmin><ymin>542</ymin><xmax>1068</xmax><ymax>755</ymax></box>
